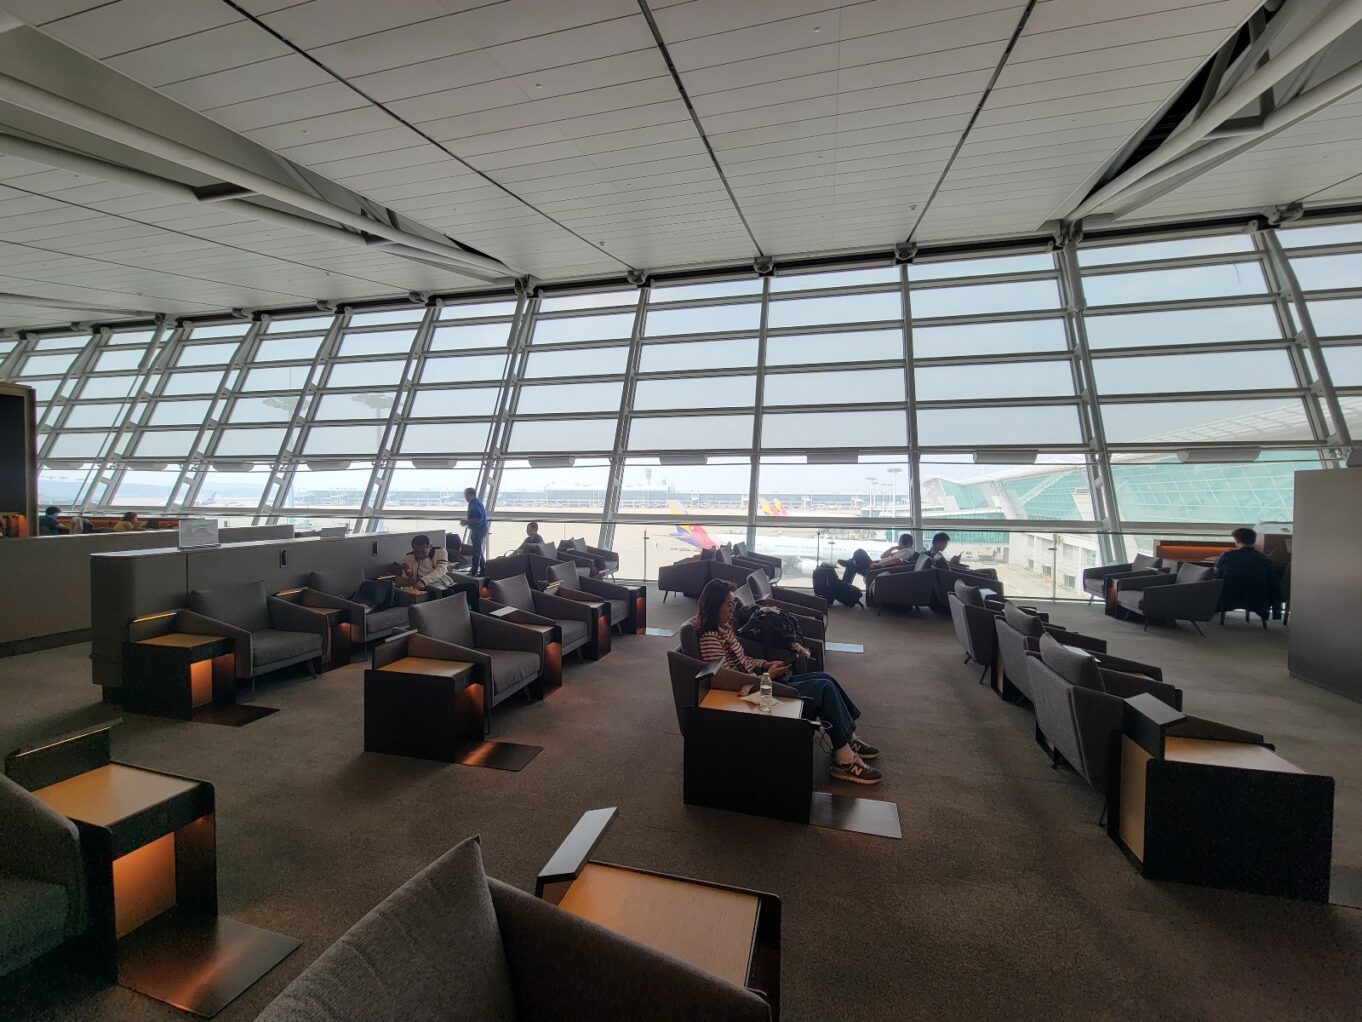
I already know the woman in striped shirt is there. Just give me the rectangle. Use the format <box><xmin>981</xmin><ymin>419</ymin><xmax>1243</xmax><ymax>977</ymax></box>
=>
<box><xmin>694</xmin><ymin>579</ymin><xmax>882</xmax><ymax>785</ymax></box>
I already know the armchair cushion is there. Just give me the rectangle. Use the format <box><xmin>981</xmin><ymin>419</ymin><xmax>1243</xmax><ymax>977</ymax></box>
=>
<box><xmin>0</xmin><ymin>874</ymin><xmax>69</xmax><ymax>976</ymax></box>
<box><xmin>484</xmin><ymin>650</ymin><xmax>543</xmax><ymax>695</ymax></box>
<box><xmin>1175</xmin><ymin>562</ymin><xmax>1214</xmax><ymax>584</ymax></box>
<box><xmin>1039</xmin><ymin>633</ymin><xmax>1102</xmax><ymax>690</ymax></box>
<box><xmin>251</xmin><ymin>629</ymin><xmax>324</xmax><ymax>670</ymax></box>
<box><xmin>1003</xmin><ymin>602</ymin><xmax>1044</xmax><ymax>638</ymax></box>
<box><xmin>677</xmin><ymin>621</ymin><xmax>701</xmax><ymax>658</ymax></box>
<box><xmin>489</xmin><ymin>575</ymin><xmax>536</xmax><ymax>613</ymax></box>
<box><xmin>545</xmin><ymin>561</ymin><xmax>578</xmax><ymax>587</ymax></box>
<box><xmin>1132</xmin><ymin>553</ymin><xmax>1161</xmax><ymax>572</ymax></box>
<box><xmin>189</xmin><ymin>580</ymin><xmax>269</xmax><ymax>633</ymax></box>
<box><xmin>954</xmin><ymin>580</ymin><xmax>984</xmax><ymax>607</ymax></box>
<box><xmin>309</xmin><ymin>567</ymin><xmax>364</xmax><ymax>599</ymax></box>
<box><xmin>411</xmin><ymin>595</ymin><xmax>476</xmax><ymax>647</ymax></box>
<box><xmin>254</xmin><ymin>837</ymin><xmax>515</xmax><ymax>1022</ymax></box>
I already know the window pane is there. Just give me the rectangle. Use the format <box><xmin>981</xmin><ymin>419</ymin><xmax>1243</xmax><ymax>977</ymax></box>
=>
<box><xmin>215</xmin><ymin>428</ymin><xmax>286</xmax><ymax>456</ymax></box>
<box><xmin>633</xmin><ymin>375</ymin><xmax>754</xmax><ymax>410</ymax></box>
<box><xmin>440</xmin><ymin>299</ymin><xmax>518</xmax><ymax>320</ymax></box>
<box><xmin>1099</xmin><ymin>398</ymin><xmax>1313</xmax><ymax>443</ymax></box>
<box><xmin>21</xmin><ymin>353</ymin><xmax>78</xmax><ymax>375</ymax></box>
<box><xmin>228</xmin><ymin>395</ymin><xmax>299</xmax><ymax>422</ymax></box>
<box><xmin>1110</xmin><ymin>455</ymin><xmax>1316</xmax><ymax>523</ymax></box>
<box><xmin>256</xmin><ymin>336</ymin><xmax>323</xmax><ymax>361</ymax></box>
<box><xmin>1324</xmin><ymin>345</ymin><xmax>1362</xmax><ymax>386</ymax></box>
<box><xmin>916</xmin><ymin>405</ymin><xmax>1082</xmax><ymax>445</ymax></box>
<box><xmin>423</xmin><ymin>353</ymin><xmax>510</xmax><ymax>382</ymax></box>
<box><xmin>1078</xmin><ymin>235</ymin><xmax>1252</xmax><ymax>266</ymax></box>
<box><xmin>338</xmin><ymin>330</ymin><xmax>416</xmax><ymax>357</ymax></box>
<box><xmin>38</xmin><ymin>465</ymin><xmax>95</xmax><ymax>506</ymax></box>
<box><xmin>1085</xmin><ymin>305</ymin><xmax>1280</xmax><ymax>348</ymax></box>
<box><xmin>510</xmin><ymin>418</ymin><xmax>618</xmax><ymax>452</ymax></box>
<box><xmin>618</xmin><ymin>460</ymin><xmax>751</xmax><ymax>517</ymax></box>
<box><xmin>910</xmin><ymin>253</ymin><xmax>1054</xmax><ymax>279</ymax></box>
<box><xmin>48</xmin><ymin>434</ymin><xmax>110</xmax><ymax>458</ymax></box>
<box><xmin>911</xmin><ymin>280</ymin><xmax>1059</xmax><ymax>318</ymax></box>
<box><xmin>516</xmin><ymin>381</ymin><xmax>623</xmax><ymax>414</ymax></box>
<box><xmin>399</xmin><ymin>421</ymin><xmax>492</xmax><ymax>454</ymax></box>
<box><xmin>1306</xmin><ymin>298</ymin><xmax>1362</xmax><ymax>337</ymax></box>
<box><xmin>628</xmin><ymin>415</ymin><xmax>751</xmax><ymax>450</ymax></box>
<box><xmin>763</xmin><ymin>410</ymin><xmax>906</xmax><ymax>447</ymax></box>
<box><xmin>409</xmin><ymin>387</ymin><xmax>500</xmax><ymax>417</ymax></box>
<box><xmin>651</xmin><ymin>279</ymin><xmax>762</xmax><ymax>302</ymax></box>
<box><xmin>95</xmin><ymin>348</ymin><xmax>145</xmax><ymax>372</ymax></box>
<box><xmin>64</xmin><ymin>403</ymin><xmax>127</xmax><ymax>428</ymax></box>
<box><xmin>148</xmin><ymin>399</ymin><xmax>212</xmax><ymax>426</ymax></box>
<box><xmin>431</xmin><ymin>323</ymin><xmax>511</xmax><ymax>350</ymax></box>
<box><xmin>327</xmin><ymin>360</ymin><xmax>404</xmax><ymax>387</ymax></box>
<box><xmin>1278</xmin><ymin>223</ymin><xmax>1362</xmax><ymax>248</ymax></box>
<box><xmin>112</xmin><ymin>469</ymin><xmax>180</xmax><ymax>506</ymax></box>
<box><xmin>767</xmin><ymin>329</ymin><xmax>902</xmax><ymax>365</ymax></box>
<box><xmin>524</xmin><ymin>347</ymin><xmax>626</xmax><ymax>378</ymax></box>
<box><xmin>540</xmin><ymin>290</ymin><xmax>636</xmax><ymax>311</ymax></box>
<box><xmin>1083</xmin><ymin>264</ymin><xmax>1267</xmax><ymax>305</ymax></box>
<box><xmin>493</xmin><ymin>462</ymin><xmax>612</xmax><ymax>515</ymax></box>
<box><xmin>315</xmin><ymin>392</ymin><xmax>395</xmax><ymax>420</ymax></box>
<box><xmin>534</xmin><ymin>312</ymin><xmax>634</xmax><ymax>344</ymax></box>
<box><xmin>639</xmin><ymin>337</ymin><xmax>757</xmax><ymax>372</ymax></box>
<box><xmin>1288</xmin><ymin>253</ymin><xmax>1362</xmax><ymax>291</ymax></box>
<box><xmin>770</xmin><ymin>267</ymin><xmax>898</xmax><ymax>292</ymax></box>
<box><xmin>920</xmin><ymin>458</ymin><xmax>1093</xmax><ymax>522</ymax></box>
<box><xmin>767</xmin><ymin>293</ymin><xmax>899</xmax><ymax>328</ymax></box>
<box><xmin>1092</xmin><ymin>350</ymin><xmax>1295</xmax><ymax>395</ymax></box>
<box><xmin>188</xmin><ymin>323</ymin><xmax>249</xmax><ymax>339</ymax></box>
<box><xmin>80</xmin><ymin>375</ymin><xmax>139</xmax><ymax>399</ymax></box>
<box><xmin>764</xmin><ymin>368</ymin><xmax>904</xmax><ymax>405</ymax></box>
<box><xmin>196</xmin><ymin>469</ymin><xmax>269</xmax><ymax>508</ymax></box>
<box><xmin>384</xmin><ymin>466</ymin><xmax>481</xmax><ymax>511</ymax></box>
<box><xmin>176</xmin><ymin>342</ymin><xmax>237</xmax><ymax>367</ymax></box>
<box><xmin>349</xmin><ymin>309</ymin><xmax>423</xmax><ymax>327</ymax></box>
<box><xmin>913</xmin><ymin>318</ymin><xmax>1067</xmax><ymax>357</ymax></box>
<box><xmin>285</xmin><ymin>466</ymin><xmax>373</xmax><ymax>507</ymax></box>
<box><xmin>916</xmin><ymin>361</ymin><xmax>1074</xmax><ymax>400</ymax></box>
<box><xmin>267</xmin><ymin>315</ymin><xmax>333</xmax><ymax>333</ymax></box>
<box><xmin>303</xmin><ymin>424</ymin><xmax>385</xmax><ymax>455</ymax></box>
<box><xmin>134</xmin><ymin>430</ymin><xmax>197</xmax><ymax>457</ymax></box>
<box><xmin>242</xmin><ymin>365</ymin><xmax>310</xmax><ymax>391</ymax></box>
<box><xmin>646</xmin><ymin>303</ymin><xmax>762</xmax><ymax>336</ymax></box>
<box><xmin>32</xmin><ymin>335</ymin><xmax>86</xmax><ymax>349</ymax></box>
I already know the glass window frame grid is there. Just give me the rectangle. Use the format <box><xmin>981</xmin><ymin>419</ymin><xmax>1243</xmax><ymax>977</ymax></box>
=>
<box><xmin>3</xmin><ymin>221</ymin><xmax>1354</xmax><ymax>571</ymax></box>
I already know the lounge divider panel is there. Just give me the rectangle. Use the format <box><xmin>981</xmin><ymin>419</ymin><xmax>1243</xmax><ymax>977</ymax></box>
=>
<box><xmin>90</xmin><ymin>550</ymin><xmax>190</xmax><ymax>688</ymax></box>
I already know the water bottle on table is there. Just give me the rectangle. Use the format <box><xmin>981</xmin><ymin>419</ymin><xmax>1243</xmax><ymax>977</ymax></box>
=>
<box><xmin>759</xmin><ymin>671</ymin><xmax>774</xmax><ymax>712</ymax></box>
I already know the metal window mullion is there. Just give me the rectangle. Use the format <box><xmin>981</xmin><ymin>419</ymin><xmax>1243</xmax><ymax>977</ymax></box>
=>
<box><xmin>599</xmin><ymin>287</ymin><xmax>649</xmax><ymax>552</ymax></box>
<box><xmin>901</xmin><ymin>261</ymin><xmax>922</xmax><ymax>533</ymax></box>
<box><xmin>1059</xmin><ymin>244</ymin><xmax>1124</xmax><ymax>564</ymax></box>
<box><xmin>258</xmin><ymin>309</ymin><xmax>348</xmax><ymax>522</ymax></box>
<box><xmin>0</xmin><ymin>332</ymin><xmax>35</xmax><ymax>378</ymax></box>
<box><xmin>87</xmin><ymin>319</ymin><xmax>176</xmax><ymax>510</ymax></box>
<box><xmin>744</xmin><ymin>277</ymin><xmax>772</xmax><ymax>549</ymax></box>
<box><xmin>480</xmin><ymin>291</ymin><xmax>535</xmax><ymax>518</ymax></box>
<box><xmin>1259</xmin><ymin>229</ymin><xmax>1350</xmax><ymax>451</ymax></box>
<box><xmin>174</xmin><ymin>319</ymin><xmax>265</xmax><ymax>514</ymax></box>
<box><xmin>360</xmin><ymin>302</ymin><xmax>438</xmax><ymax>527</ymax></box>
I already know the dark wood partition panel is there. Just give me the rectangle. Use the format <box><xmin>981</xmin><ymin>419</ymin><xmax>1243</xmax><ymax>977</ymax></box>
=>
<box><xmin>1289</xmin><ymin>467</ymin><xmax>1362</xmax><ymax>703</ymax></box>
<box><xmin>0</xmin><ymin>382</ymin><xmax>37</xmax><ymax>539</ymax></box>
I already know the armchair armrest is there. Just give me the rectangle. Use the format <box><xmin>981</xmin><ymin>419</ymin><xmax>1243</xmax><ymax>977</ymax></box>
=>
<box><xmin>1092</xmin><ymin>652</ymin><xmax>1161</xmax><ymax>680</ymax></box>
<box><xmin>0</xmin><ymin>776</ymin><xmax>85</xmax><ymax>935</ymax></box>
<box><xmin>576</xmin><ymin>574</ymin><xmax>632</xmax><ymax>601</ymax></box>
<box><xmin>175</xmin><ymin>610</ymin><xmax>254</xmax><ymax>677</ymax></box>
<box><xmin>1041</xmin><ymin>626</ymin><xmax>1106</xmax><ymax>653</ymax></box>
<box><xmin>712</xmin><ymin>665</ymin><xmax>762</xmax><ymax>692</ymax></box>
<box><xmin>1084</xmin><ymin>561</ymin><xmax>1133</xmax><ymax>582</ymax></box>
<box><xmin>1115</xmin><ymin>573</ymin><xmax>1177</xmax><ymax>593</ymax></box>
<box><xmin>408</xmin><ymin>632</ymin><xmax>492</xmax><ymax>671</ymax></box>
<box><xmin>301</xmin><ymin>589</ymin><xmax>366</xmax><ymax>630</ymax></box>
<box><xmin>491</xmin><ymin>879</ymin><xmax>772</xmax><ymax>1022</ymax></box>
<box><xmin>534</xmin><ymin>589</ymin><xmax>595</xmax><ymax>623</ymax></box>
<box><xmin>1099</xmin><ymin>670</ymin><xmax>1182</xmax><ymax>710</ymax></box>
<box><xmin>1140</xmin><ymin>579</ymin><xmax>1222</xmax><ymax>618</ymax></box>
<box><xmin>770</xmin><ymin>585</ymin><xmax>827</xmax><ymax>615</ymax></box>
<box><xmin>370</xmin><ymin>630</ymin><xmax>412</xmax><ymax>669</ymax></box>
<box><xmin>472</xmin><ymin>611</ymin><xmax>551</xmax><ymax>655</ymax></box>
<box><xmin>268</xmin><ymin>595</ymin><xmax>332</xmax><ymax>637</ymax></box>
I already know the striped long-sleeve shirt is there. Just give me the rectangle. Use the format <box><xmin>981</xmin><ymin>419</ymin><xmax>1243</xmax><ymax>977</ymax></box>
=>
<box><xmin>696</xmin><ymin>624</ymin><xmax>764</xmax><ymax>674</ymax></box>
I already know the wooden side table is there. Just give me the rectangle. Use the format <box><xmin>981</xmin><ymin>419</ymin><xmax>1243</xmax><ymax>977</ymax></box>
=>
<box><xmin>122</xmin><ymin>633</ymin><xmax>235</xmax><ymax>720</ymax></box>
<box><xmin>364</xmin><ymin>656</ymin><xmax>483</xmax><ymax>759</ymax></box>
<box><xmin>7</xmin><ymin>723</ymin><xmax>299</xmax><ymax>1017</ymax></box>
<box><xmin>302</xmin><ymin>606</ymin><xmax>351</xmax><ymax>671</ymax></box>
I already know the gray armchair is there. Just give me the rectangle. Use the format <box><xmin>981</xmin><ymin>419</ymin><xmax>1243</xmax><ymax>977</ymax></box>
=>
<box><xmin>544</xmin><ymin>561</ymin><xmax>630</xmax><ymax>632</ymax></box>
<box><xmin>557</xmin><ymin>537</ymin><xmax>619</xmax><ymax>576</ymax></box>
<box><xmin>948</xmin><ymin>581</ymin><xmax>1007</xmax><ymax>684</ymax></box>
<box><xmin>658</xmin><ymin>557</ymin><xmax>712</xmax><ymax>601</ymax></box>
<box><xmin>867</xmin><ymin>563</ymin><xmax>936</xmax><ymax>614</ymax></box>
<box><xmin>410</xmin><ymin>594</ymin><xmax>545</xmax><ymax>712</ymax></box>
<box><xmin>484</xmin><ymin>545</ymin><xmax>564</xmax><ymax>589</ymax></box>
<box><xmin>1025</xmin><ymin>634</ymin><xmax>1183</xmax><ymax>797</ymax></box>
<box><xmin>669</xmin><ymin>626</ymin><xmax>800</xmax><ymax>736</ymax></box>
<box><xmin>1115</xmin><ymin>563</ymin><xmax>1223</xmax><ymax>634</ymax></box>
<box><xmin>1082</xmin><ymin>552</ymin><xmax>1163</xmax><ymax>603</ymax></box>
<box><xmin>280</xmin><ymin>567</ymin><xmax>409</xmax><ymax>645</ymax></box>
<box><xmin>745</xmin><ymin>571</ymin><xmax>828</xmax><ymax>631</ymax></box>
<box><xmin>0</xmin><ymin>772</ymin><xmax>86</xmax><ymax>978</ymax></box>
<box><xmin>993</xmin><ymin>601</ymin><xmax>1107</xmax><ymax>703</ymax></box>
<box><xmin>254</xmin><ymin>836</ymin><xmax>771</xmax><ymax>1022</ymax></box>
<box><xmin>730</xmin><ymin>542</ymin><xmax>783</xmax><ymax>582</ymax></box>
<box><xmin>486</xmin><ymin>574</ymin><xmax>599</xmax><ymax>661</ymax></box>
<box><xmin>171</xmin><ymin>580</ymin><xmax>327</xmax><ymax>685</ymax></box>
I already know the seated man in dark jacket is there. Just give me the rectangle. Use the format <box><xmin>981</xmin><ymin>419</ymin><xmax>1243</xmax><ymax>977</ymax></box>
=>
<box><xmin>1215</xmin><ymin>527</ymin><xmax>1276</xmax><ymax>621</ymax></box>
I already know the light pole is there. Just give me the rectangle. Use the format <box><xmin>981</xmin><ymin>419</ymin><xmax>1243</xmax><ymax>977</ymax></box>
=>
<box><xmin>886</xmin><ymin>466</ymin><xmax>902</xmax><ymax>517</ymax></box>
<box><xmin>865</xmin><ymin>476</ymin><xmax>876</xmax><ymax>515</ymax></box>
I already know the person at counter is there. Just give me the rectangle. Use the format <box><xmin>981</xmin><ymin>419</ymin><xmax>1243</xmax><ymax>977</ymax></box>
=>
<box><xmin>113</xmin><ymin>511</ymin><xmax>141</xmax><ymax>532</ymax></box>
<box><xmin>400</xmin><ymin>535</ymin><xmax>454</xmax><ymax>591</ymax></box>
<box><xmin>39</xmin><ymin>506</ymin><xmax>68</xmax><ymax>535</ymax></box>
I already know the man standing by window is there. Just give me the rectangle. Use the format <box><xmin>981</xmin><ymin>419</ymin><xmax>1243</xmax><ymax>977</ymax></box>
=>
<box><xmin>461</xmin><ymin>487</ymin><xmax>488</xmax><ymax>575</ymax></box>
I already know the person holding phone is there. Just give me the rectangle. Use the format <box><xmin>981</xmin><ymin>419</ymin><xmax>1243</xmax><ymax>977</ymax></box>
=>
<box><xmin>693</xmin><ymin>578</ymin><xmax>882</xmax><ymax>785</ymax></box>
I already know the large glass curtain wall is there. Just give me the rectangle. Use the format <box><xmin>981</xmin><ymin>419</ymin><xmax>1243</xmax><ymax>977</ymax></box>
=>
<box><xmin>4</xmin><ymin>217</ymin><xmax>1356</xmax><ymax>596</ymax></box>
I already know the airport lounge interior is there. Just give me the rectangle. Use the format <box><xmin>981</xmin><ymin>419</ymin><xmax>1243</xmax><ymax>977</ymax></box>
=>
<box><xmin>1</xmin><ymin>1</ymin><xmax>1360</xmax><ymax>1019</ymax></box>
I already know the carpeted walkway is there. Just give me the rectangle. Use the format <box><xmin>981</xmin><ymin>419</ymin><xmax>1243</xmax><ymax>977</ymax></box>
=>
<box><xmin>2</xmin><ymin>594</ymin><xmax>1359</xmax><ymax>1021</ymax></box>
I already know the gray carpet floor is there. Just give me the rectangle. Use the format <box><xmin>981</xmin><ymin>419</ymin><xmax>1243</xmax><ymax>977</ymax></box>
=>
<box><xmin>2</xmin><ymin>594</ymin><xmax>1359</xmax><ymax>1021</ymax></box>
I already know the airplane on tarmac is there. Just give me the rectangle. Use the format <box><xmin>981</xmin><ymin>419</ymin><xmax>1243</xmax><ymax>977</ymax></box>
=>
<box><xmin>665</xmin><ymin>500</ymin><xmax>893</xmax><ymax>570</ymax></box>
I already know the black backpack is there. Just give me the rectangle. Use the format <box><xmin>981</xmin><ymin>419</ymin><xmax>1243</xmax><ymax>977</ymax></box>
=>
<box><xmin>812</xmin><ymin>563</ymin><xmax>862</xmax><ymax>607</ymax></box>
<box><xmin>737</xmin><ymin>606</ymin><xmax>803</xmax><ymax>650</ymax></box>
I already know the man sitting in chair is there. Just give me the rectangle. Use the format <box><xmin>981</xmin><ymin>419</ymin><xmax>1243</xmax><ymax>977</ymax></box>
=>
<box><xmin>920</xmin><ymin>532</ymin><xmax>966</xmax><ymax>569</ymax></box>
<box><xmin>400</xmin><ymin>535</ymin><xmax>454</xmax><ymax>591</ymax></box>
<box><xmin>839</xmin><ymin>533</ymin><xmax>915</xmax><ymax>583</ymax></box>
<box><xmin>516</xmin><ymin>521</ymin><xmax>546</xmax><ymax>551</ymax></box>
